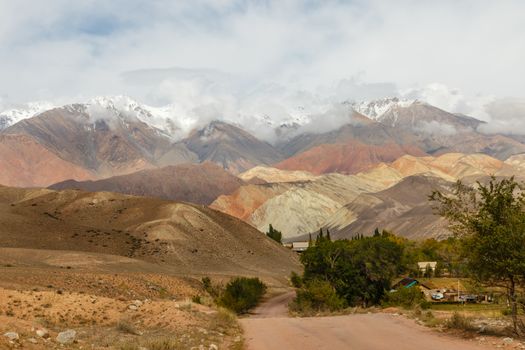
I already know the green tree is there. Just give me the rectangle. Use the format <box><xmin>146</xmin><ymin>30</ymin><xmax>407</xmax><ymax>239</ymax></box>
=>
<box><xmin>266</xmin><ymin>224</ymin><xmax>282</xmax><ymax>244</ymax></box>
<box><xmin>424</xmin><ymin>264</ymin><xmax>433</xmax><ymax>278</ymax></box>
<box><xmin>299</xmin><ymin>235</ymin><xmax>404</xmax><ymax>307</ymax></box>
<box><xmin>430</xmin><ymin>177</ymin><xmax>525</xmax><ymax>335</ymax></box>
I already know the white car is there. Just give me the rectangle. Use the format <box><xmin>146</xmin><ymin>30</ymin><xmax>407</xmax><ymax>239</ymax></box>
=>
<box><xmin>431</xmin><ymin>292</ymin><xmax>444</xmax><ymax>300</ymax></box>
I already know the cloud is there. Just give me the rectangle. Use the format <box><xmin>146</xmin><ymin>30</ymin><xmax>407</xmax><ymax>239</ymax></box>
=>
<box><xmin>414</xmin><ymin>120</ymin><xmax>457</xmax><ymax>136</ymax></box>
<box><xmin>0</xmin><ymin>0</ymin><xmax>524</xmax><ymax>137</ymax></box>
<box><xmin>478</xmin><ymin>98</ymin><xmax>525</xmax><ymax>135</ymax></box>
<box><xmin>1</xmin><ymin>1</ymin><xmax>525</xmax><ymax>101</ymax></box>
<box><xmin>116</xmin><ymin>68</ymin><xmax>399</xmax><ymax>142</ymax></box>
<box><xmin>402</xmin><ymin>83</ymin><xmax>495</xmax><ymax>120</ymax></box>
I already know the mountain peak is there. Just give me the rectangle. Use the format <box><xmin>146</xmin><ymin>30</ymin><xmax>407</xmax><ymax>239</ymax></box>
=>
<box><xmin>0</xmin><ymin>101</ymin><xmax>55</xmax><ymax>130</ymax></box>
<box><xmin>350</xmin><ymin>97</ymin><xmax>416</xmax><ymax>121</ymax></box>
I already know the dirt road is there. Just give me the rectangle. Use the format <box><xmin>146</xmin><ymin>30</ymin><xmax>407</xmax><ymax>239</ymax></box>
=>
<box><xmin>241</xmin><ymin>292</ymin><xmax>492</xmax><ymax>350</ymax></box>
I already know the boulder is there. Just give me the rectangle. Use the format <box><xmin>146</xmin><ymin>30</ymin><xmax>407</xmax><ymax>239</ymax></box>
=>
<box><xmin>3</xmin><ymin>332</ymin><xmax>19</xmax><ymax>341</ymax></box>
<box><xmin>36</xmin><ymin>328</ymin><xmax>49</xmax><ymax>338</ymax></box>
<box><xmin>56</xmin><ymin>329</ymin><xmax>76</xmax><ymax>344</ymax></box>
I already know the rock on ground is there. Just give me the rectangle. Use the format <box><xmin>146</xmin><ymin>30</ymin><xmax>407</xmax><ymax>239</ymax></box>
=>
<box><xmin>56</xmin><ymin>329</ymin><xmax>76</xmax><ymax>344</ymax></box>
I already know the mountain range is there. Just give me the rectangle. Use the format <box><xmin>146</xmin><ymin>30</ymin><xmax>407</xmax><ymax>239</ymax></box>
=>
<box><xmin>2</xmin><ymin>96</ymin><xmax>525</xmax><ymax>187</ymax></box>
<box><xmin>2</xmin><ymin>95</ymin><xmax>525</xmax><ymax>241</ymax></box>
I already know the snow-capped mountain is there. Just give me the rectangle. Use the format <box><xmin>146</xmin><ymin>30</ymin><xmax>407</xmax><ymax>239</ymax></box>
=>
<box><xmin>350</xmin><ymin>97</ymin><xmax>415</xmax><ymax>121</ymax></box>
<box><xmin>0</xmin><ymin>101</ymin><xmax>55</xmax><ymax>130</ymax></box>
<box><xmin>82</xmin><ymin>96</ymin><xmax>184</xmax><ymax>139</ymax></box>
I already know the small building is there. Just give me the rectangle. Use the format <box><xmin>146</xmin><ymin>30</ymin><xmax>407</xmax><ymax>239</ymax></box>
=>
<box><xmin>290</xmin><ymin>241</ymin><xmax>309</xmax><ymax>253</ymax></box>
<box><xmin>392</xmin><ymin>277</ymin><xmax>431</xmax><ymax>290</ymax></box>
<box><xmin>417</xmin><ymin>261</ymin><xmax>437</xmax><ymax>273</ymax></box>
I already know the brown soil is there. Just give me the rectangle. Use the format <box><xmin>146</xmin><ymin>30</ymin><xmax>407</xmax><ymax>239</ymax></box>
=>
<box><xmin>0</xmin><ymin>264</ymin><xmax>242</xmax><ymax>349</ymax></box>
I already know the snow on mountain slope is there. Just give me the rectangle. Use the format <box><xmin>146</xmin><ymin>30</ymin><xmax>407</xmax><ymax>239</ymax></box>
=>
<box><xmin>0</xmin><ymin>101</ymin><xmax>55</xmax><ymax>130</ymax></box>
<box><xmin>84</xmin><ymin>96</ymin><xmax>186</xmax><ymax>139</ymax></box>
<box><xmin>350</xmin><ymin>97</ymin><xmax>415</xmax><ymax>122</ymax></box>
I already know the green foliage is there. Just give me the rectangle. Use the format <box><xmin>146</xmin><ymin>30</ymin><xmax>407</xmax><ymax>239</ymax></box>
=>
<box><xmin>290</xmin><ymin>271</ymin><xmax>303</xmax><ymax>288</ymax></box>
<box><xmin>218</xmin><ymin>277</ymin><xmax>267</xmax><ymax>314</ymax></box>
<box><xmin>299</xmin><ymin>234</ymin><xmax>404</xmax><ymax>307</ymax></box>
<box><xmin>266</xmin><ymin>224</ymin><xmax>282</xmax><ymax>244</ymax></box>
<box><xmin>431</xmin><ymin>177</ymin><xmax>525</xmax><ymax>334</ymax></box>
<box><xmin>202</xmin><ymin>276</ymin><xmax>212</xmax><ymax>291</ymax></box>
<box><xmin>382</xmin><ymin>286</ymin><xmax>429</xmax><ymax>309</ymax></box>
<box><xmin>202</xmin><ymin>276</ymin><xmax>221</xmax><ymax>299</ymax></box>
<box><xmin>290</xmin><ymin>279</ymin><xmax>346</xmax><ymax>313</ymax></box>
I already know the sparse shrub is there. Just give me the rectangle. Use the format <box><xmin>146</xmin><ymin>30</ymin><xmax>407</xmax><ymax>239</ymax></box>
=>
<box><xmin>147</xmin><ymin>338</ymin><xmax>179</xmax><ymax>350</ymax></box>
<box><xmin>290</xmin><ymin>279</ymin><xmax>346</xmax><ymax>314</ymax></box>
<box><xmin>119</xmin><ymin>344</ymin><xmax>139</xmax><ymax>350</ymax></box>
<box><xmin>192</xmin><ymin>295</ymin><xmax>202</xmax><ymax>304</ymax></box>
<box><xmin>202</xmin><ymin>276</ymin><xmax>212</xmax><ymax>290</ymax></box>
<box><xmin>218</xmin><ymin>277</ymin><xmax>267</xmax><ymax>314</ymax></box>
<box><xmin>421</xmin><ymin>310</ymin><xmax>442</xmax><ymax>327</ymax></box>
<box><xmin>116</xmin><ymin>319</ymin><xmax>137</xmax><ymax>335</ymax></box>
<box><xmin>202</xmin><ymin>276</ymin><xmax>221</xmax><ymax>299</ymax></box>
<box><xmin>502</xmin><ymin>308</ymin><xmax>512</xmax><ymax>316</ymax></box>
<box><xmin>382</xmin><ymin>286</ymin><xmax>429</xmax><ymax>309</ymax></box>
<box><xmin>446</xmin><ymin>312</ymin><xmax>476</xmax><ymax>331</ymax></box>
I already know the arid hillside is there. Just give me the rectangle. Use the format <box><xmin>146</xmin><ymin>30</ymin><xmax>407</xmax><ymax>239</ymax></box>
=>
<box><xmin>239</xmin><ymin>166</ymin><xmax>318</xmax><ymax>183</ymax></box>
<box><xmin>0</xmin><ymin>185</ymin><xmax>300</xmax><ymax>349</ymax></box>
<box><xmin>323</xmin><ymin>175</ymin><xmax>453</xmax><ymax>240</ymax></box>
<box><xmin>213</xmin><ymin>152</ymin><xmax>525</xmax><ymax>240</ymax></box>
<box><xmin>212</xmin><ymin>171</ymin><xmax>392</xmax><ymax>239</ymax></box>
<box><xmin>183</xmin><ymin>121</ymin><xmax>284</xmax><ymax>174</ymax></box>
<box><xmin>0</xmin><ymin>134</ymin><xmax>96</xmax><ymax>187</ymax></box>
<box><xmin>49</xmin><ymin>162</ymin><xmax>245</xmax><ymax>205</ymax></box>
<box><xmin>275</xmin><ymin>140</ymin><xmax>426</xmax><ymax>175</ymax></box>
<box><xmin>0</xmin><ymin>186</ymin><xmax>299</xmax><ymax>281</ymax></box>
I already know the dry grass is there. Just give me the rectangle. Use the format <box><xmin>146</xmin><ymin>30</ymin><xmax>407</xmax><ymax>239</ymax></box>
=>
<box><xmin>0</xmin><ymin>270</ymin><xmax>243</xmax><ymax>350</ymax></box>
<box><xmin>445</xmin><ymin>312</ymin><xmax>477</xmax><ymax>331</ymax></box>
<box><xmin>116</xmin><ymin>319</ymin><xmax>138</xmax><ymax>335</ymax></box>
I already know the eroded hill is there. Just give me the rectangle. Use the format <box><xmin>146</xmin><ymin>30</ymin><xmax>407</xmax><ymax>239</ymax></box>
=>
<box><xmin>0</xmin><ymin>186</ymin><xmax>299</xmax><ymax>281</ymax></box>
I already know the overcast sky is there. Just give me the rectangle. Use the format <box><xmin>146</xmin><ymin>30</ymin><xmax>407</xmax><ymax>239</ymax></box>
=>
<box><xmin>1</xmin><ymin>0</ymin><xmax>524</xmax><ymax>130</ymax></box>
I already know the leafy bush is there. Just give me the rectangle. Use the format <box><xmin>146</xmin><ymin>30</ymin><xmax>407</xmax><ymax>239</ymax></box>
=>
<box><xmin>290</xmin><ymin>271</ymin><xmax>303</xmax><ymax>288</ymax></box>
<box><xmin>382</xmin><ymin>286</ymin><xmax>429</xmax><ymax>309</ymax></box>
<box><xmin>218</xmin><ymin>277</ymin><xmax>267</xmax><ymax>314</ymax></box>
<box><xmin>290</xmin><ymin>279</ymin><xmax>346</xmax><ymax>314</ymax></box>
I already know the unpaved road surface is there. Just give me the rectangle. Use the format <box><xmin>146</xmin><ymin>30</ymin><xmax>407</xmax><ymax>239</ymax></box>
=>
<box><xmin>241</xmin><ymin>292</ymin><xmax>491</xmax><ymax>350</ymax></box>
